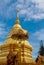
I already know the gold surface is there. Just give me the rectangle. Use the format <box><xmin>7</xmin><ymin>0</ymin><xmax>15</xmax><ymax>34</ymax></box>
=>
<box><xmin>0</xmin><ymin>17</ymin><xmax>35</xmax><ymax>64</ymax></box>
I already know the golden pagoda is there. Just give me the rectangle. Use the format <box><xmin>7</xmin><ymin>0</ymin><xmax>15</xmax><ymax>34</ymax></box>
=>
<box><xmin>0</xmin><ymin>17</ymin><xmax>36</xmax><ymax>65</ymax></box>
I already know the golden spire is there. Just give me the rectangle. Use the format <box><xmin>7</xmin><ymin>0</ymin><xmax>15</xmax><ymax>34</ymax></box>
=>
<box><xmin>15</xmin><ymin>16</ymin><xmax>20</xmax><ymax>24</ymax></box>
<box><xmin>15</xmin><ymin>9</ymin><xmax>20</xmax><ymax>24</ymax></box>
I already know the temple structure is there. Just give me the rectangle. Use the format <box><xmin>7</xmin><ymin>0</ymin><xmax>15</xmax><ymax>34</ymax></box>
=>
<box><xmin>0</xmin><ymin>17</ymin><xmax>35</xmax><ymax>65</ymax></box>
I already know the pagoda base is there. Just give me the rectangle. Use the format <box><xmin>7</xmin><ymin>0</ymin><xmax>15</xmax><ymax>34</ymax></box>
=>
<box><xmin>0</xmin><ymin>63</ymin><xmax>36</xmax><ymax>65</ymax></box>
<box><xmin>18</xmin><ymin>63</ymin><xmax>36</xmax><ymax>65</ymax></box>
<box><xmin>0</xmin><ymin>62</ymin><xmax>36</xmax><ymax>65</ymax></box>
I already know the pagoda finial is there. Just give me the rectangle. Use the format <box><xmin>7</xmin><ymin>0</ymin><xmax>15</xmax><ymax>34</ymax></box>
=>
<box><xmin>16</xmin><ymin>10</ymin><xmax>20</xmax><ymax>24</ymax></box>
<box><xmin>16</xmin><ymin>16</ymin><xmax>20</xmax><ymax>24</ymax></box>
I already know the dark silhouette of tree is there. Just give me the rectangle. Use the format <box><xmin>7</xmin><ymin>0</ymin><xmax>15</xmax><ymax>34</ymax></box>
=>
<box><xmin>39</xmin><ymin>40</ymin><xmax>44</xmax><ymax>56</ymax></box>
<box><xmin>35</xmin><ymin>40</ymin><xmax>44</xmax><ymax>62</ymax></box>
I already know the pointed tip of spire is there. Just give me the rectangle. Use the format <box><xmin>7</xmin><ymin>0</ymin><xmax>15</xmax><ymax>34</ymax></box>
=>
<box><xmin>16</xmin><ymin>16</ymin><xmax>20</xmax><ymax>24</ymax></box>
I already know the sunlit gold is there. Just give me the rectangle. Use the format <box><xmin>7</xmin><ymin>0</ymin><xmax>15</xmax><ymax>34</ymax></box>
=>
<box><xmin>0</xmin><ymin>17</ymin><xmax>36</xmax><ymax>65</ymax></box>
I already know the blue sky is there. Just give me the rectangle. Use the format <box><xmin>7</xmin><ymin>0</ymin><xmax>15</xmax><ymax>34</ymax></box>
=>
<box><xmin>0</xmin><ymin>0</ymin><xmax>44</xmax><ymax>59</ymax></box>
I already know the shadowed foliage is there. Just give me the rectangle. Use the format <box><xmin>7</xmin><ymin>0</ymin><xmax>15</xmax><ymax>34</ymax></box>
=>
<box><xmin>39</xmin><ymin>40</ymin><xmax>44</xmax><ymax>56</ymax></box>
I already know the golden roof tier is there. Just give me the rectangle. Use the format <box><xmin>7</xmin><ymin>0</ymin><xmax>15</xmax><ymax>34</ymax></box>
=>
<box><xmin>4</xmin><ymin>16</ymin><xmax>32</xmax><ymax>50</ymax></box>
<box><xmin>7</xmin><ymin>17</ymin><xmax>28</xmax><ymax>40</ymax></box>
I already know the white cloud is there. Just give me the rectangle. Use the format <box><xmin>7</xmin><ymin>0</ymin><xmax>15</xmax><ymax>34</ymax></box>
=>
<box><xmin>0</xmin><ymin>0</ymin><xmax>44</xmax><ymax>21</ymax></box>
<box><xmin>0</xmin><ymin>42</ymin><xmax>3</xmax><ymax>44</ymax></box>
<box><xmin>16</xmin><ymin>0</ymin><xmax>44</xmax><ymax>21</ymax></box>
<box><xmin>0</xmin><ymin>22</ymin><xmax>8</xmax><ymax>39</ymax></box>
<box><xmin>0</xmin><ymin>22</ymin><xmax>6</xmax><ymax>27</ymax></box>
<box><xmin>32</xmin><ymin>29</ymin><xmax>44</xmax><ymax>40</ymax></box>
<box><xmin>33</xmin><ymin>0</ymin><xmax>44</xmax><ymax>10</ymax></box>
<box><xmin>32</xmin><ymin>13</ymin><xmax>44</xmax><ymax>19</ymax></box>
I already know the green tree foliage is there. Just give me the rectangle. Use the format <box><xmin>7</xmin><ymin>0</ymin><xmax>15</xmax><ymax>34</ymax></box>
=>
<box><xmin>39</xmin><ymin>40</ymin><xmax>44</xmax><ymax>56</ymax></box>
